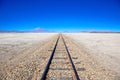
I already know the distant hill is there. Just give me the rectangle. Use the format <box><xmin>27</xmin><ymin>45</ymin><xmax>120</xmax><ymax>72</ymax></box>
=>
<box><xmin>0</xmin><ymin>28</ymin><xmax>51</xmax><ymax>33</ymax></box>
<box><xmin>0</xmin><ymin>30</ymin><xmax>21</xmax><ymax>33</ymax></box>
<box><xmin>81</xmin><ymin>30</ymin><xmax>120</xmax><ymax>33</ymax></box>
<box><xmin>27</xmin><ymin>28</ymin><xmax>50</xmax><ymax>33</ymax></box>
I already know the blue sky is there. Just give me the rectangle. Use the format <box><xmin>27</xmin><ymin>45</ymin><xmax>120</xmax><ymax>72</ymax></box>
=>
<box><xmin>0</xmin><ymin>0</ymin><xmax>120</xmax><ymax>32</ymax></box>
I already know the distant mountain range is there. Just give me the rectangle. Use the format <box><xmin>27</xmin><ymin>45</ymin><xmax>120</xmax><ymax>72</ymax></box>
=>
<box><xmin>0</xmin><ymin>28</ymin><xmax>51</xmax><ymax>33</ymax></box>
<box><xmin>0</xmin><ymin>29</ymin><xmax>120</xmax><ymax>33</ymax></box>
<box><xmin>0</xmin><ymin>30</ymin><xmax>20</xmax><ymax>33</ymax></box>
<box><xmin>81</xmin><ymin>30</ymin><xmax>120</xmax><ymax>33</ymax></box>
<box><xmin>27</xmin><ymin>28</ymin><xmax>50</xmax><ymax>33</ymax></box>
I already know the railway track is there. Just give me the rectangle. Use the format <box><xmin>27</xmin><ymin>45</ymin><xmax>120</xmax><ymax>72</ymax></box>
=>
<box><xmin>41</xmin><ymin>34</ymin><xmax>80</xmax><ymax>80</ymax></box>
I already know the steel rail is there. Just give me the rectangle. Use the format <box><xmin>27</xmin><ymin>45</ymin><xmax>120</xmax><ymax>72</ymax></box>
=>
<box><xmin>41</xmin><ymin>34</ymin><xmax>80</xmax><ymax>80</ymax></box>
<box><xmin>41</xmin><ymin>34</ymin><xmax>60</xmax><ymax>80</ymax></box>
<box><xmin>61</xmin><ymin>35</ymin><xmax>80</xmax><ymax>80</ymax></box>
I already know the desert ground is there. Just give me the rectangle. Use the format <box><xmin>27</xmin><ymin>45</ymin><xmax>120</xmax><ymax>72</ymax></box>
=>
<box><xmin>65</xmin><ymin>33</ymin><xmax>120</xmax><ymax>78</ymax></box>
<box><xmin>0</xmin><ymin>33</ymin><xmax>57</xmax><ymax>79</ymax></box>
<box><xmin>0</xmin><ymin>33</ymin><xmax>120</xmax><ymax>80</ymax></box>
<box><xmin>0</xmin><ymin>33</ymin><xmax>56</xmax><ymax>64</ymax></box>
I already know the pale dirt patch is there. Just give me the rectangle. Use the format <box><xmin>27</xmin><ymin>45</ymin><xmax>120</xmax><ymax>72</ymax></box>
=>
<box><xmin>0</xmin><ymin>33</ymin><xmax>56</xmax><ymax>64</ymax></box>
<box><xmin>65</xmin><ymin>33</ymin><xmax>120</xmax><ymax>78</ymax></box>
<box><xmin>0</xmin><ymin>33</ymin><xmax>57</xmax><ymax>79</ymax></box>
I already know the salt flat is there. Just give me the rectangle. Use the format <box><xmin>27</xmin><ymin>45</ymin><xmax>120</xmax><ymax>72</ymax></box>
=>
<box><xmin>0</xmin><ymin>33</ymin><xmax>56</xmax><ymax>67</ymax></box>
<box><xmin>0</xmin><ymin>33</ymin><xmax>120</xmax><ymax>79</ymax></box>
<box><xmin>0</xmin><ymin>33</ymin><xmax>58</xmax><ymax>79</ymax></box>
<box><xmin>65</xmin><ymin>33</ymin><xmax>120</xmax><ymax>76</ymax></box>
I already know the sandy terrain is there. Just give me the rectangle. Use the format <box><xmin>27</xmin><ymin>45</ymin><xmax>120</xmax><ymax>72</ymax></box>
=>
<box><xmin>65</xmin><ymin>33</ymin><xmax>120</xmax><ymax>77</ymax></box>
<box><xmin>0</xmin><ymin>33</ymin><xmax>120</xmax><ymax>79</ymax></box>
<box><xmin>0</xmin><ymin>33</ymin><xmax>56</xmax><ymax>79</ymax></box>
<box><xmin>0</xmin><ymin>33</ymin><xmax>56</xmax><ymax>63</ymax></box>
